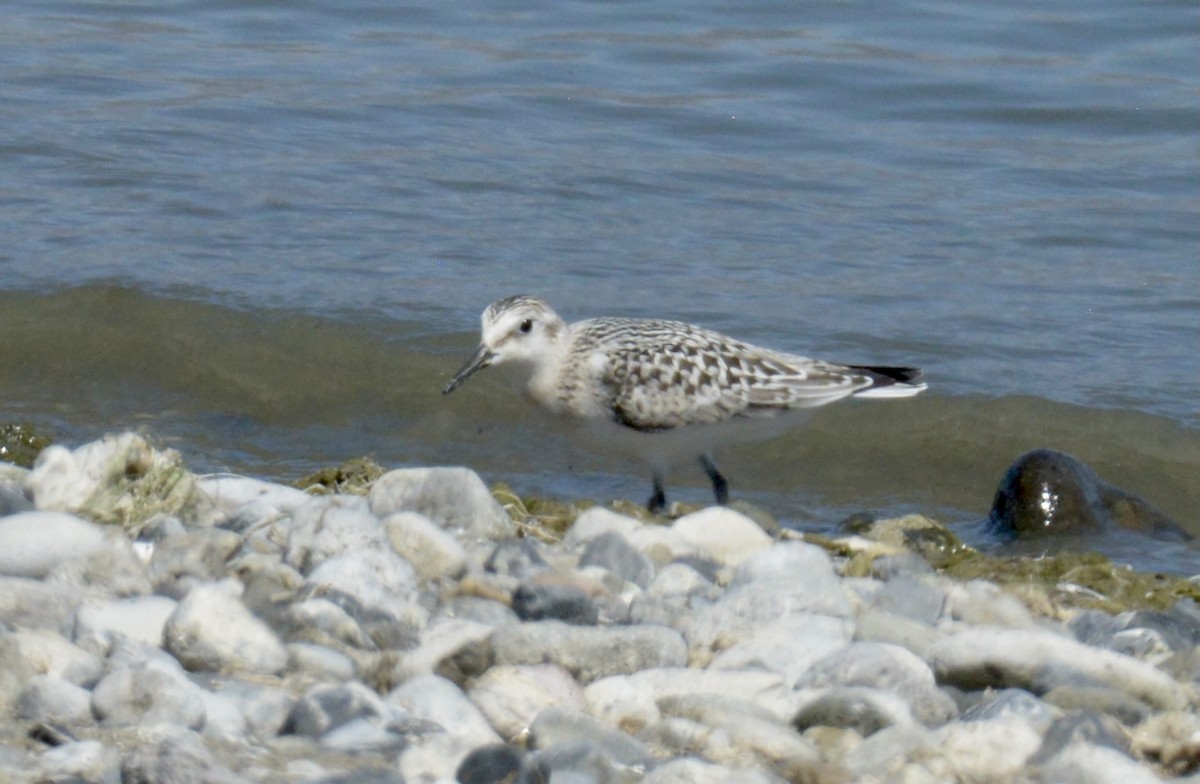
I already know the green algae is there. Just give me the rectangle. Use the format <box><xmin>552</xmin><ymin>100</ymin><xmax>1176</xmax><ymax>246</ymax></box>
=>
<box><xmin>293</xmin><ymin>457</ymin><xmax>386</xmax><ymax>495</ymax></box>
<box><xmin>0</xmin><ymin>423</ymin><xmax>52</xmax><ymax>469</ymax></box>
<box><xmin>490</xmin><ymin>482</ymin><xmax>592</xmax><ymax>542</ymax></box>
<box><xmin>935</xmin><ymin>548</ymin><xmax>1200</xmax><ymax>614</ymax></box>
<box><xmin>838</xmin><ymin>514</ymin><xmax>1200</xmax><ymax>614</ymax></box>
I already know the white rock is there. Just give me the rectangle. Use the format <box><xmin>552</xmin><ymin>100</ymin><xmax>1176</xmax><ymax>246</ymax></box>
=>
<box><xmin>303</xmin><ymin>547</ymin><xmax>420</xmax><ymax>615</ymax></box>
<box><xmin>391</xmin><ymin>673</ymin><xmax>503</xmax><ymax>780</ymax></box>
<box><xmin>670</xmin><ymin>507</ymin><xmax>773</xmax><ymax>565</ymax></box>
<box><xmin>384</xmin><ymin>511</ymin><xmax>469</xmax><ymax>581</ymax></box>
<box><xmin>368</xmin><ymin>467</ymin><xmax>514</xmax><ymax>540</ymax></box>
<box><xmin>0</xmin><ymin>576</ymin><xmax>79</xmax><ymax>630</ymax></box>
<box><xmin>33</xmin><ymin>740</ymin><xmax>117</xmax><ymax>784</ymax></box>
<box><xmin>585</xmin><ymin>668</ymin><xmax>796</xmax><ymax>729</ymax></box>
<box><xmin>16</xmin><ymin>674</ymin><xmax>93</xmax><ymax>725</ymax></box>
<box><xmin>657</xmin><ymin>694</ymin><xmax>821</xmax><ymax>768</ymax></box>
<box><xmin>1038</xmin><ymin>741</ymin><xmax>1163</xmax><ymax>784</ymax></box>
<box><xmin>684</xmin><ymin>543</ymin><xmax>851</xmax><ymax>661</ymax></box>
<box><xmin>71</xmin><ymin>595</ymin><xmax>179</xmax><ymax>653</ymax></box>
<box><xmin>927</xmin><ymin>627</ymin><xmax>1189</xmax><ymax>711</ymax></box>
<box><xmin>27</xmin><ymin>433</ymin><xmax>194</xmax><ymax>522</ymax></box>
<box><xmin>392</xmin><ymin>617</ymin><xmax>495</xmax><ymax>682</ymax></box>
<box><xmin>625</xmin><ymin>524</ymin><xmax>690</xmax><ymax>560</ymax></box>
<box><xmin>210</xmin><ymin>679</ymin><xmax>294</xmax><ymax>742</ymax></box>
<box><xmin>934</xmin><ymin>717</ymin><xmax>1043</xmax><ymax>780</ymax></box>
<box><xmin>163</xmin><ymin>580</ymin><xmax>287</xmax><ymax>674</ymax></box>
<box><xmin>469</xmin><ymin>664</ymin><xmax>586</xmax><ymax>740</ymax></box>
<box><xmin>0</xmin><ymin>629</ymin><xmax>103</xmax><ymax>709</ymax></box>
<box><xmin>646</xmin><ymin>562</ymin><xmax>714</xmax><ymax>597</ymax></box>
<box><xmin>797</xmin><ymin>641</ymin><xmax>956</xmax><ymax>726</ymax></box>
<box><xmin>491</xmin><ymin>620</ymin><xmax>688</xmax><ymax>684</ymax></box>
<box><xmin>284</xmin><ymin>494</ymin><xmax>384</xmax><ymax>569</ymax></box>
<box><xmin>641</xmin><ymin>757</ymin><xmax>783</xmax><ymax>784</ymax></box>
<box><xmin>287</xmin><ymin>643</ymin><xmax>356</xmax><ymax>682</ymax></box>
<box><xmin>91</xmin><ymin>666</ymin><xmax>207</xmax><ymax>729</ymax></box>
<box><xmin>562</xmin><ymin>507</ymin><xmax>644</xmax><ymax>547</ymax></box>
<box><xmin>944</xmin><ymin>579</ymin><xmax>1038</xmax><ymax>628</ymax></box>
<box><xmin>0</xmin><ymin>511</ymin><xmax>107</xmax><ymax>578</ymax></box>
<box><xmin>197</xmin><ymin>690</ymin><xmax>251</xmax><ymax>741</ymax></box>
<box><xmin>708</xmin><ymin>613</ymin><xmax>853</xmax><ymax>688</ymax></box>
<box><xmin>842</xmin><ymin>723</ymin><xmax>934</xmax><ymax>778</ymax></box>
<box><xmin>194</xmin><ymin>475</ymin><xmax>311</xmax><ymax>519</ymax></box>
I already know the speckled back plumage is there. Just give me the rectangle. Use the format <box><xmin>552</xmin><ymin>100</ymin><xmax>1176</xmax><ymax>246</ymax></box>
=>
<box><xmin>558</xmin><ymin>317</ymin><xmax>879</xmax><ymax>430</ymax></box>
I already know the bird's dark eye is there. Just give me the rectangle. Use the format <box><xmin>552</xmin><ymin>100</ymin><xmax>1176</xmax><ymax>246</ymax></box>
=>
<box><xmin>519</xmin><ymin>319</ymin><xmax>534</xmax><ymax>334</ymax></box>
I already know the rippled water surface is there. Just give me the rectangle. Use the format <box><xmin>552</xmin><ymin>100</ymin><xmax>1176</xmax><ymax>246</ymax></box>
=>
<box><xmin>2</xmin><ymin>0</ymin><xmax>1197</xmax><ymax>571</ymax></box>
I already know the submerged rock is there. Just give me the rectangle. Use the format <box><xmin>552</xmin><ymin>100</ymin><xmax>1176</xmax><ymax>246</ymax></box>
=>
<box><xmin>987</xmin><ymin>449</ymin><xmax>1188</xmax><ymax>541</ymax></box>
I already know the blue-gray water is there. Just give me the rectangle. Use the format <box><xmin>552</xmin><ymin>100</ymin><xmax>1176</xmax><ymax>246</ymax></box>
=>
<box><xmin>2</xmin><ymin>0</ymin><xmax>1197</xmax><ymax>572</ymax></box>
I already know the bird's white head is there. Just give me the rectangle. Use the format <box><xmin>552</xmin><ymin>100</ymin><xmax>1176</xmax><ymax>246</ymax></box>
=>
<box><xmin>443</xmin><ymin>295</ymin><xmax>568</xmax><ymax>394</ymax></box>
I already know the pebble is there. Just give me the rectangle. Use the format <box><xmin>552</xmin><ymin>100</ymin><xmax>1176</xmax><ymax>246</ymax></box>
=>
<box><xmin>0</xmin><ymin>511</ymin><xmax>107</xmax><ymax>578</ymax></box>
<box><xmin>162</xmin><ymin>579</ymin><xmax>288</xmax><ymax>674</ymax></box>
<box><xmin>927</xmin><ymin>627</ymin><xmax>1188</xmax><ymax>711</ymax></box>
<box><xmin>491</xmin><ymin>620</ymin><xmax>688</xmax><ymax>683</ymax></box>
<box><xmin>0</xmin><ymin>430</ymin><xmax>1193</xmax><ymax>783</ymax></box>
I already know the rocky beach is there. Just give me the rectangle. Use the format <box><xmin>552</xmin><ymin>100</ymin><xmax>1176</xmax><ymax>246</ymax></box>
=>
<box><xmin>0</xmin><ymin>431</ymin><xmax>1197</xmax><ymax>783</ymax></box>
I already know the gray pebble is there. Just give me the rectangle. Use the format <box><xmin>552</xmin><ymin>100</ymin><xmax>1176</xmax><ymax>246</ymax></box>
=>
<box><xmin>512</xmin><ymin>581</ymin><xmax>599</xmax><ymax>625</ymax></box>
<box><xmin>579</xmin><ymin>531</ymin><xmax>655</xmax><ymax>588</ymax></box>
<box><xmin>492</xmin><ymin>620</ymin><xmax>687</xmax><ymax>683</ymax></box>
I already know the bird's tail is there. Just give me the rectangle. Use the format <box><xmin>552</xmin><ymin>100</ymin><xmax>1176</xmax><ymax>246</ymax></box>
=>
<box><xmin>850</xmin><ymin>365</ymin><xmax>927</xmax><ymax>398</ymax></box>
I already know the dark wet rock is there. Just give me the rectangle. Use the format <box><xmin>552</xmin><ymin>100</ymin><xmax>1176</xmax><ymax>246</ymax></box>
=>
<box><xmin>511</xmin><ymin>581</ymin><xmax>599</xmax><ymax>625</ymax></box>
<box><xmin>578</xmin><ymin>531</ymin><xmax>654</xmax><ymax>588</ymax></box>
<box><xmin>987</xmin><ymin>448</ymin><xmax>1189</xmax><ymax>541</ymax></box>
<box><xmin>455</xmin><ymin>743</ymin><xmax>524</xmax><ymax>784</ymax></box>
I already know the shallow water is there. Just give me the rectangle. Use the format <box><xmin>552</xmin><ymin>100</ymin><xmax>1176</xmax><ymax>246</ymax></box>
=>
<box><xmin>2</xmin><ymin>0</ymin><xmax>1197</xmax><ymax>571</ymax></box>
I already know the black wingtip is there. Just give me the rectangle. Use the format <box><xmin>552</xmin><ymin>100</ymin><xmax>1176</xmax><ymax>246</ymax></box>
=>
<box><xmin>849</xmin><ymin>364</ymin><xmax>924</xmax><ymax>386</ymax></box>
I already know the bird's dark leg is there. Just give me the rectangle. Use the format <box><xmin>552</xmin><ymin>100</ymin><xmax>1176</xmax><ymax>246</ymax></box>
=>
<box><xmin>647</xmin><ymin>474</ymin><xmax>667</xmax><ymax>514</ymax></box>
<box><xmin>699</xmin><ymin>456</ymin><xmax>729</xmax><ymax>505</ymax></box>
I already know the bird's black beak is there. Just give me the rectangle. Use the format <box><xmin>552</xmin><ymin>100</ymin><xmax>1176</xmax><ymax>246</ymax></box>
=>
<box><xmin>443</xmin><ymin>345</ymin><xmax>495</xmax><ymax>394</ymax></box>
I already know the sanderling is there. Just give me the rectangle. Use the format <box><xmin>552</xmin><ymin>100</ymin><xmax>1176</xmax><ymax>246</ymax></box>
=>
<box><xmin>444</xmin><ymin>295</ymin><xmax>926</xmax><ymax>512</ymax></box>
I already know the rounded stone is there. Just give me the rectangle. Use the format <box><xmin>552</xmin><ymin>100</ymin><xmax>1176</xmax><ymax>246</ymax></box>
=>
<box><xmin>511</xmin><ymin>581</ymin><xmax>599</xmax><ymax>625</ymax></box>
<box><xmin>987</xmin><ymin>449</ymin><xmax>1188</xmax><ymax>540</ymax></box>
<box><xmin>91</xmin><ymin>667</ymin><xmax>206</xmax><ymax>729</ymax></box>
<box><xmin>162</xmin><ymin>580</ymin><xmax>287</xmax><ymax>675</ymax></box>
<box><xmin>0</xmin><ymin>511</ymin><xmax>107</xmax><ymax>578</ymax></box>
